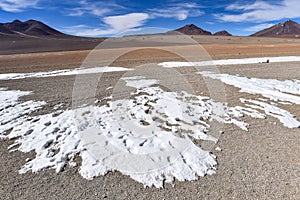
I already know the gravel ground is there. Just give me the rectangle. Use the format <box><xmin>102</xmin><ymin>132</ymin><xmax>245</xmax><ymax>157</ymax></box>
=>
<box><xmin>0</xmin><ymin>44</ymin><xmax>299</xmax><ymax>199</ymax></box>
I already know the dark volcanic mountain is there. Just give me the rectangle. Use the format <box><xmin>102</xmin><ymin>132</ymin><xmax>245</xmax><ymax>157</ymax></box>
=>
<box><xmin>0</xmin><ymin>19</ymin><xmax>104</xmax><ymax>55</ymax></box>
<box><xmin>0</xmin><ymin>19</ymin><xmax>67</xmax><ymax>38</ymax></box>
<box><xmin>251</xmin><ymin>20</ymin><xmax>300</xmax><ymax>37</ymax></box>
<box><xmin>213</xmin><ymin>30</ymin><xmax>232</xmax><ymax>36</ymax></box>
<box><xmin>172</xmin><ymin>24</ymin><xmax>212</xmax><ymax>35</ymax></box>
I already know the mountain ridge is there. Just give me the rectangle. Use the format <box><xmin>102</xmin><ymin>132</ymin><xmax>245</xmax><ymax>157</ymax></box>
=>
<box><xmin>2</xmin><ymin>19</ymin><xmax>300</xmax><ymax>39</ymax></box>
<box><xmin>251</xmin><ymin>20</ymin><xmax>300</xmax><ymax>37</ymax></box>
<box><xmin>172</xmin><ymin>24</ymin><xmax>212</xmax><ymax>35</ymax></box>
<box><xmin>213</xmin><ymin>30</ymin><xmax>232</xmax><ymax>36</ymax></box>
<box><xmin>0</xmin><ymin>19</ymin><xmax>70</xmax><ymax>38</ymax></box>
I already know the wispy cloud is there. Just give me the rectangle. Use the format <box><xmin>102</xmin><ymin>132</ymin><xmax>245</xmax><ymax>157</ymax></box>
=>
<box><xmin>63</xmin><ymin>24</ymin><xmax>90</xmax><ymax>30</ymax></box>
<box><xmin>149</xmin><ymin>2</ymin><xmax>203</xmax><ymax>20</ymax></box>
<box><xmin>0</xmin><ymin>0</ymin><xmax>39</xmax><ymax>12</ymax></box>
<box><xmin>225</xmin><ymin>1</ymin><xmax>277</xmax><ymax>11</ymax></box>
<box><xmin>216</xmin><ymin>0</ymin><xmax>300</xmax><ymax>22</ymax></box>
<box><xmin>67</xmin><ymin>1</ymin><xmax>204</xmax><ymax>21</ymax></box>
<box><xmin>67</xmin><ymin>13</ymin><xmax>149</xmax><ymax>37</ymax></box>
<box><xmin>244</xmin><ymin>23</ymin><xmax>275</xmax><ymax>32</ymax></box>
<box><xmin>66</xmin><ymin>2</ymin><xmax>204</xmax><ymax>36</ymax></box>
<box><xmin>65</xmin><ymin>0</ymin><xmax>124</xmax><ymax>17</ymax></box>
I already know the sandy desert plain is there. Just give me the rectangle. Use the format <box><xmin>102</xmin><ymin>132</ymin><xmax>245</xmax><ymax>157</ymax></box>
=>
<box><xmin>0</xmin><ymin>35</ymin><xmax>300</xmax><ymax>199</ymax></box>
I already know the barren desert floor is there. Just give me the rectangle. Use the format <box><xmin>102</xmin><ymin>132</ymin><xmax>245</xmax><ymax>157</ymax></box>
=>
<box><xmin>0</xmin><ymin>36</ymin><xmax>300</xmax><ymax>199</ymax></box>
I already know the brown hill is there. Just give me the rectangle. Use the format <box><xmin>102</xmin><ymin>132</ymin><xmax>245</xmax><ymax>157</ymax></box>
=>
<box><xmin>251</xmin><ymin>20</ymin><xmax>300</xmax><ymax>37</ymax></box>
<box><xmin>172</xmin><ymin>24</ymin><xmax>212</xmax><ymax>35</ymax></box>
<box><xmin>213</xmin><ymin>30</ymin><xmax>232</xmax><ymax>36</ymax></box>
<box><xmin>0</xmin><ymin>19</ymin><xmax>104</xmax><ymax>55</ymax></box>
<box><xmin>0</xmin><ymin>19</ymin><xmax>67</xmax><ymax>38</ymax></box>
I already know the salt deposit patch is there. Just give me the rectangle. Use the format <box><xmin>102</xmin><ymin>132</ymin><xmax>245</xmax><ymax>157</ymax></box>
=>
<box><xmin>0</xmin><ymin>82</ymin><xmax>255</xmax><ymax>188</ymax></box>
<box><xmin>200</xmin><ymin>71</ymin><xmax>300</xmax><ymax>104</ymax></box>
<box><xmin>0</xmin><ymin>89</ymin><xmax>46</xmax><ymax>137</ymax></box>
<box><xmin>199</xmin><ymin>71</ymin><xmax>300</xmax><ymax>128</ymax></box>
<box><xmin>159</xmin><ymin>56</ymin><xmax>300</xmax><ymax>68</ymax></box>
<box><xmin>1</xmin><ymin>72</ymin><xmax>299</xmax><ymax>188</ymax></box>
<box><xmin>0</xmin><ymin>67</ymin><xmax>133</xmax><ymax>80</ymax></box>
<box><xmin>122</xmin><ymin>76</ymin><xmax>159</xmax><ymax>89</ymax></box>
<box><xmin>240</xmin><ymin>99</ymin><xmax>300</xmax><ymax>128</ymax></box>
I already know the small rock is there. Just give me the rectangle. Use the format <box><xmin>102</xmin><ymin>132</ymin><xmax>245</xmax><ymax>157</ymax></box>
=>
<box><xmin>44</xmin><ymin>121</ymin><xmax>51</xmax><ymax>126</ymax></box>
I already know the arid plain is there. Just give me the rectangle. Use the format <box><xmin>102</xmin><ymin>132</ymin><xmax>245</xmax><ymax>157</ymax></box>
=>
<box><xmin>0</xmin><ymin>35</ymin><xmax>300</xmax><ymax>199</ymax></box>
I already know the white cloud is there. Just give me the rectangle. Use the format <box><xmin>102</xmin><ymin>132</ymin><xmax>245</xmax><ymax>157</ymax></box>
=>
<box><xmin>244</xmin><ymin>23</ymin><xmax>275</xmax><ymax>32</ymax></box>
<box><xmin>68</xmin><ymin>24</ymin><xmax>89</xmax><ymax>29</ymax></box>
<box><xmin>149</xmin><ymin>3</ymin><xmax>203</xmax><ymax>20</ymax></box>
<box><xmin>0</xmin><ymin>0</ymin><xmax>39</xmax><ymax>12</ymax></box>
<box><xmin>150</xmin><ymin>8</ymin><xmax>188</xmax><ymax>20</ymax></box>
<box><xmin>67</xmin><ymin>1</ymin><xmax>204</xmax><ymax>21</ymax></box>
<box><xmin>64</xmin><ymin>2</ymin><xmax>204</xmax><ymax>37</ymax></box>
<box><xmin>217</xmin><ymin>0</ymin><xmax>300</xmax><ymax>22</ymax></box>
<box><xmin>66</xmin><ymin>0</ymin><xmax>123</xmax><ymax>17</ymax></box>
<box><xmin>66</xmin><ymin>8</ymin><xmax>87</xmax><ymax>17</ymax></box>
<box><xmin>226</xmin><ymin>1</ymin><xmax>277</xmax><ymax>11</ymax></box>
<box><xmin>68</xmin><ymin>13</ymin><xmax>149</xmax><ymax>37</ymax></box>
<box><xmin>63</xmin><ymin>24</ymin><xmax>90</xmax><ymax>31</ymax></box>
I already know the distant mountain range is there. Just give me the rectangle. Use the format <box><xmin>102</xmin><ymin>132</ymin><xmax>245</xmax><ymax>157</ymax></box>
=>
<box><xmin>171</xmin><ymin>24</ymin><xmax>232</xmax><ymax>36</ymax></box>
<box><xmin>1</xmin><ymin>19</ymin><xmax>300</xmax><ymax>54</ymax></box>
<box><xmin>0</xmin><ymin>20</ymin><xmax>103</xmax><ymax>55</ymax></box>
<box><xmin>173</xmin><ymin>20</ymin><xmax>300</xmax><ymax>37</ymax></box>
<box><xmin>251</xmin><ymin>20</ymin><xmax>300</xmax><ymax>37</ymax></box>
<box><xmin>0</xmin><ymin>19</ymin><xmax>70</xmax><ymax>38</ymax></box>
<box><xmin>0</xmin><ymin>20</ymin><xmax>233</xmax><ymax>38</ymax></box>
<box><xmin>1</xmin><ymin>19</ymin><xmax>300</xmax><ymax>39</ymax></box>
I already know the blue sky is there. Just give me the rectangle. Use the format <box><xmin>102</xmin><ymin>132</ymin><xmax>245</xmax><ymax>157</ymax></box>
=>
<box><xmin>1</xmin><ymin>0</ymin><xmax>300</xmax><ymax>37</ymax></box>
